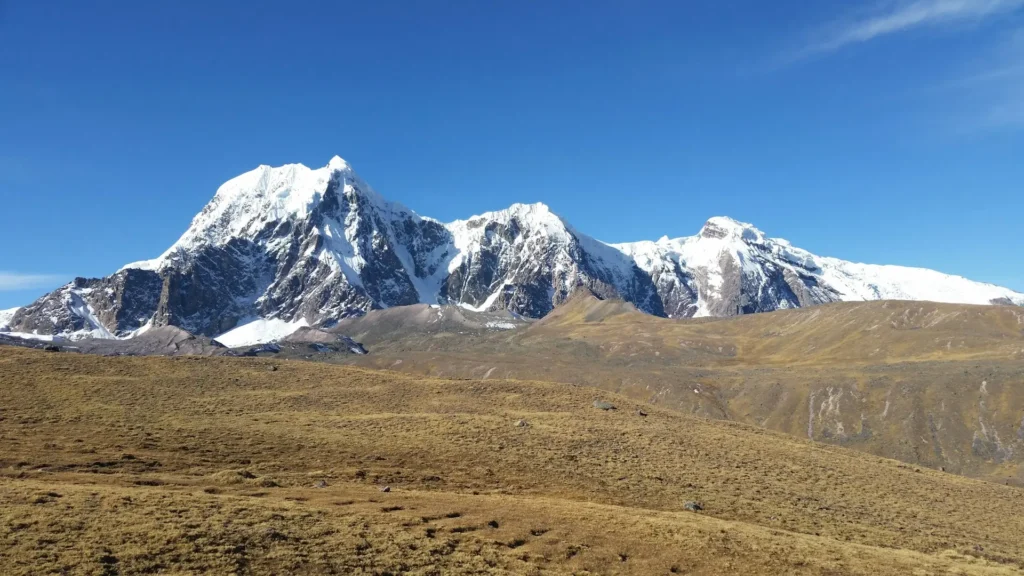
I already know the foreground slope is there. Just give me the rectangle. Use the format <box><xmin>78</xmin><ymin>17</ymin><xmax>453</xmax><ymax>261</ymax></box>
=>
<box><xmin>339</xmin><ymin>296</ymin><xmax>1024</xmax><ymax>480</ymax></box>
<box><xmin>7</xmin><ymin>156</ymin><xmax>1022</xmax><ymax>340</ymax></box>
<box><xmin>1</xmin><ymin>348</ymin><xmax>1023</xmax><ymax>574</ymax></box>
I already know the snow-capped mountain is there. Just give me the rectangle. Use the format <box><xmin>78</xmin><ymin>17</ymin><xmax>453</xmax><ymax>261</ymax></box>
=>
<box><xmin>613</xmin><ymin>217</ymin><xmax>1024</xmax><ymax>318</ymax></box>
<box><xmin>6</xmin><ymin>157</ymin><xmax>1022</xmax><ymax>341</ymax></box>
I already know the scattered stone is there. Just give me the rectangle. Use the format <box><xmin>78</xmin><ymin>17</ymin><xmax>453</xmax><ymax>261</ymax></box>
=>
<box><xmin>636</xmin><ymin>409</ymin><xmax>648</xmax><ymax>417</ymax></box>
<box><xmin>514</xmin><ymin>419</ymin><xmax>529</xmax><ymax>428</ymax></box>
<box><xmin>683</xmin><ymin>501</ymin><xmax>703</xmax><ymax>512</ymax></box>
<box><xmin>268</xmin><ymin>365</ymin><xmax>278</xmax><ymax>372</ymax></box>
<box><xmin>593</xmin><ymin>400</ymin><xmax>616</xmax><ymax>411</ymax></box>
<box><xmin>487</xmin><ymin>520</ymin><xmax>500</xmax><ymax>529</ymax></box>
<box><xmin>264</xmin><ymin>527</ymin><xmax>287</xmax><ymax>541</ymax></box>
<box><xmin>380</xmin><ymin>486</ymin><xmax>391</xmax><ymax>493</ymax></box>
<box><xmin>255</xmin><ymin>476</ymin><xmax>280</xmax><ymax>488</ymax></box>
<box><xmin>314</xmin><ymin>480</ymin><xmax>328</xmax><ymax>488</ymax></box>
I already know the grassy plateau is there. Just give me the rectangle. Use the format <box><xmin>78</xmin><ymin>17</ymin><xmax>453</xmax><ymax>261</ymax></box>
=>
<box><xmin>2</xmin><ymin>347</ymin><xmax>1023</xmax><ymax>574</ymax></box>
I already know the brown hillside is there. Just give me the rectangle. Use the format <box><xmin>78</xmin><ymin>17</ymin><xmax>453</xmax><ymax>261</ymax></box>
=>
<box><xmin>1</xmin><ymin>347</ymin><xmax>1023</xmax><ymax>574</ymax></box>
<box><xmin>526</xmin><ymin>295</ymin><xmax>1024</xmax><ymax>365</ymax></box>
<box><xmin>337</xmin><ymin>297</ymin><xmax>1024</xmax><ymax>480</ymax></box>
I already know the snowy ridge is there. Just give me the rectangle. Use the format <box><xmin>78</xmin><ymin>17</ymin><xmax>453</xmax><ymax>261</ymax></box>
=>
<box><xmin>813</xmin><ymin>258</ymin><xmax>1024</xmax><ymax>305</ymax></box>
<box><xmin>612</xmin><ymin>216</ymin><xmax>1024</xmax><ymax>318</ymax></box>
<box><xmin>9</xmin><ymin>156</ymin><xmax>1024</xmax><ymax>344</ymax></box>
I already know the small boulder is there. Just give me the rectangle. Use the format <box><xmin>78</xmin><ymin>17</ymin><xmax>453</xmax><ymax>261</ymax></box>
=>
<box><xmin>636</xmin><ymin>409</ymin><xmax>648</xmax><ymax>417</ymax></box>
<box><xmin>593</xmin><ymin>400</ymin><xmax>616</xmax><ymax>411</ymax></box>
<box><xmin>380</xmin><ymin>486</ymin><xmax>391</xmax><ymax>493</ymax></box>
<box><xmin>263</xmin><ymin>527</ymin><xmax>287</xmax><ymax>541</ymax></box>
<box><xmin>314</xmin><ymin>480</ymin><xmax>328</xmax><ymax>488</ymax></box>
<box><xmin>683</xmin><ymin>501</ymin><xmax>703</xmax><ymax>512</ymax></box>
<box><xmin>514</xmin><ymin>419</ymin><xmax>529</xmax><ymax>428</ymax></box>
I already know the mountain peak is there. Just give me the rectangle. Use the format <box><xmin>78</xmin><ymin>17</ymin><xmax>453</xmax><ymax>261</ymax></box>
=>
<box><xmin>699</xmin><ymin>216</ymin><xmax>765</xmax><ymax>243</ymax></box>
<box><xmin>505</xmin><ymin>202</ymin><xmax>573</xmax><ymax>237</ymax></box>
<box><xmin>506</xmin><ymin>202</ymin><xmax>555</xmax><ymax>215</ymax></box>
<box><xmin>327</xmin><ymin>155</ymin><xmax>350</xmax><ymax>171</ymax></box>
<box><xmin>13</xmin><ymin>156</ymin><xmax>1024</xmax><ymax>342</ymax></box>
<box><xmin>460</xmin><ymin>202</ymin><xmax>567</xmax><ymax>233</ymax></box>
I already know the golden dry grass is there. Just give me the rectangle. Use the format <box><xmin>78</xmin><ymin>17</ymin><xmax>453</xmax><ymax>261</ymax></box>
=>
<box><xmin>336</xmin><ymin>296</ymin><xmax>1024</xmax><ymax>480</ymax></box>
<box><xmin>1</xmin><ymin>347</ymin><xmax>1023</xmax><ymax>574</ymax></box>
<box><xmin>527</xmin><ymin>295</ymin><xmax>1024</xmax><ymax>366</ymax></box>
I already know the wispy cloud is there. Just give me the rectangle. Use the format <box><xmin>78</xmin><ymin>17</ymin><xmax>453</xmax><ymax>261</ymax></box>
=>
<box><xmin>942</xmin><ymin>28</ymin><xmax>1024</xmax><ymax>128</ymax></box>
<box><xmin>0</xmin><ymin>272</ymin><xmax>66</xmax><ymax>292</ymax></box>
<box><xmin>787</xmin><ymin>2</ymin><xmax>1024</xmax><ymax>130</ymax></box>
<box><xmin>805</xmin><ymin>0</ymin><xmax>1024</xmax><ymax>55</ymax></box>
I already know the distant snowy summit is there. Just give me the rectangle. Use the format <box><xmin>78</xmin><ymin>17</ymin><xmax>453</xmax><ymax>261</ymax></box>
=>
<box><xmin>611</xmin><ymin>216</ymin><xmax>1024</xmax><ymax>318</ymax></box>
<box><xmin>6</xmin><ymin>156</ymin><xmax>1022</xmax><ymax>342</ymax></box>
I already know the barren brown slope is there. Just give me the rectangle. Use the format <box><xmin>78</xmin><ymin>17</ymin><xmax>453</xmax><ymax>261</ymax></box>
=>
<box><xmin>337</xmin><ymin>296</ymin><xmax>1024</xmax><ymax>481</ymax></box>
<box><xmin>525</xmin><ymin>295</ymin><xmax>1024</xmax><ymax>365</ymax></box>
<box><xmin>2</xmin><ymin>348</ymin><xmax>1024</xmax><ymax>574</ymax></box>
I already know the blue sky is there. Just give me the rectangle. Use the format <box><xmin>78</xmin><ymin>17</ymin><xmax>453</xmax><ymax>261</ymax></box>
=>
<box><xmin>1</xmin><ymin>1</ymin><xmax>1022</xmax><ymax>309</ymax></box>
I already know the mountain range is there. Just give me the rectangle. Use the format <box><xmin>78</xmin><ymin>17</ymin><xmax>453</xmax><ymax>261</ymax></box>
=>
<box><xmin>5</xmin><ymin>156</ymin><xmax>1023</xmax><ymax>341</ymax></box>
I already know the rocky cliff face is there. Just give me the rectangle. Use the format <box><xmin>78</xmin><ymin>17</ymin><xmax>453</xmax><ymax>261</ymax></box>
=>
<box><xmin>7</xmin><ymin>156</ymin><xmax>1023</xmax><ymax>340</ymax></box>
<box><xmin>9</xmin><ymin>270</ymin><xmax>162</xmax><ymax>338</ymax></box>
<box><xmin>439</xmin><ymin>204</ymin><xmax>662</xmax><ymax>318</ymax></box>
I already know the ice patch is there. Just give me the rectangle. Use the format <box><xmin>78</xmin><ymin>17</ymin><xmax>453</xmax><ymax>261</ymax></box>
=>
<box><xmin>0</xmin><ymin>307</ymin><xmax>20</xmax><ymax>331</ymax></box>
<box><xmin>459</xmin><ymin>288</ymin><xmax>506</xmax><ymax>313</ymax></box>
<box><xmin>67</xmin><ymin>291</ymin><xmax>114</xmax><ymax>339</ymax></box>
<box><xmin>1</xmin><ymin>331</ymin><xmax>63</xmax><ymax>342</ymax></box>
<box><xmin>215</xmin><ymin>317</ymin><xmax>309</xmax><ymax>348</ymax></box>
<box><xmin>485</xmin><ymin>320</ymin><xmax>518</xmax><ymax>330</ymax></box>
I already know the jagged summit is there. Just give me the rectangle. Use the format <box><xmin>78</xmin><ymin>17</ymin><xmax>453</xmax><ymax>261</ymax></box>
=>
<box><xmin>327</xmin><ymin>155</ymin><xmax>349</xmax><ymax>170</ymax></box>
<box><xmin>125</xmin><ymin>156</ymin><xmax>405</xmax><ymax>273</ymax></box>
<box><xmin>453</xmin><ymin>202</ymin><xmax>567</xmax><ymax>235</ymax></box>
<box><xmin>7</xmin><ymin>156</ymin><xmax>1023</xmax><ymax>341</ymax></box>
<box><xmin>698</xmin><ymin>216</ymin><xmax>766</xmax><ymax>244</ymax></box>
